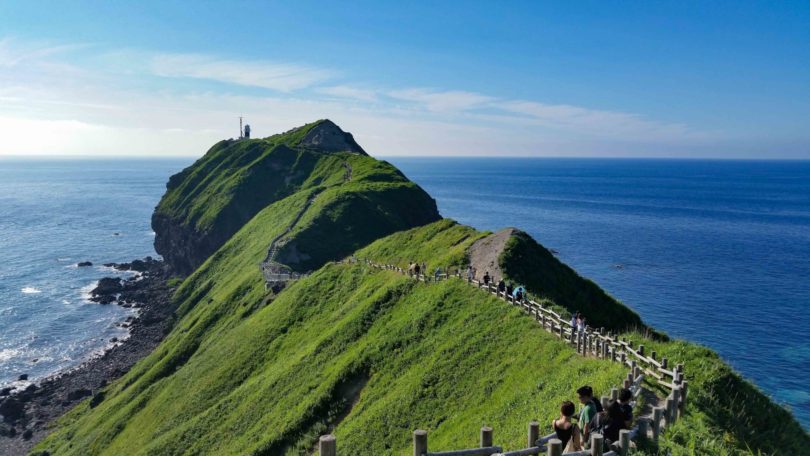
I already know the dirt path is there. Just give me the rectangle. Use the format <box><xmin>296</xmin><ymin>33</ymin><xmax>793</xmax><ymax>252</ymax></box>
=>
<box><xmin>467</xmin><ymin>228</ymin><xmax>519</xmax><ymax>281</ymax></box>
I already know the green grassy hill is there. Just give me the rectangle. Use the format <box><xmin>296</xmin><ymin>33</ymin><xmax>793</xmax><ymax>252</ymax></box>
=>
<box><xmin>34</xmin><ymin>123</ymin><xmax>809</xmax><ymax>455</ymax></box>
<box><xmin>152</xmin><ymin>119</ymin><xmax>439</xmax><ymax>274</ymax></box>
<box><xmin>36</xmin><ymin>220</ymin><xmax>809</xmax><ymax>455</ymax></box>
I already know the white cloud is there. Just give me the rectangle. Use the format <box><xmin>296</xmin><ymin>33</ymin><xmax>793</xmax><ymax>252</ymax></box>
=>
<box><xmin>149</xmin><ymin>53</ymin><xmax>332</xmax><ymax>92</ymax></box>
<box><xmin>0</xmin><ymin>37</ymin><xmax>757</xmax><ymax>157</ymax></box>
<box><xmin>387</xmin><ymin>88</ymin><xmax>495</xmax><ymax>113</ymax></box>
<box><xmin>317</xmin><ymin>85</ymin><xmax>379</xmax><ymax>102</ymax></box>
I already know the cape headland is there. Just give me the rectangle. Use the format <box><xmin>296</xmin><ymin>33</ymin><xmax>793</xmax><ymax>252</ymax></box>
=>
<box><xmin>2</xmin><ymin>120</ymin><xmax>806</xmax><ymax>455</ymax></box>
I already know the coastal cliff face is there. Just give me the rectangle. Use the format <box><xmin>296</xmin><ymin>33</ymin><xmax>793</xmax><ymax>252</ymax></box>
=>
<box><xmin>152</xmin><ymin>119</ymin><xmax>437</xmax><ymax>274</ymax></box>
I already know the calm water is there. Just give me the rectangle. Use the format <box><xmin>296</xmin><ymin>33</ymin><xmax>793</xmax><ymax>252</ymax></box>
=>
<box><xmin>0</xmin><ymin>158</ymin><xmax>807</xmax><ymax>430</ymax></box>
<box><xmin>390</xmin><ymin>157</ymin><xmax>810</xmax><ymax>429</ymax></box>
<box><xmin>0</xmin><ymin>158</ymin><xmax>191</xmax><ymax>390</ymax></box>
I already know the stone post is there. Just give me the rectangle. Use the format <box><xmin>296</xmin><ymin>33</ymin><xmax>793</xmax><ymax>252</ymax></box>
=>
<box><xmin>319</xmin><ymin>435</ymin><xmax>336</xmax><ymax>456</ymax></box>
<box><xmin>413</xmin><ymin>430</ymin><xmax>427</xmax><ymax>456</ymax></box>
<box><xmin>480</xmin><ymin>426</ymin><xmax>493</xmax><ymax>448</ymax></box>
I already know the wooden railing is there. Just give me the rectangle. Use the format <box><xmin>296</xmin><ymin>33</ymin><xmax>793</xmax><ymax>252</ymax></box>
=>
<box><xmin>315</xmin><ymin>257</ymin><xmax>688</xmax><ymax>455</ymax></box>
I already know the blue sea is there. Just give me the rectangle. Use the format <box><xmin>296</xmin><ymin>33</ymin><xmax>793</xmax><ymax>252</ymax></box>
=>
<box><xmin>1</xmin><ymin>157</ymin><xmax>808</xmax><ymax>430</ymax></box>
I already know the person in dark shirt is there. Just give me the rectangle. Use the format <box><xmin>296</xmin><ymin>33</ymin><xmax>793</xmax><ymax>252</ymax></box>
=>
<box><xmin>497</xmin><ymin>279</ymin><xmax>506</xmax><ymax>293</ymax></box>
<box><xmin>551</xmin><ymin>401</ymin><xmax>581</xmax><ymax>452</ymax></box>
<box><xmin>483</xmin><ymin>271</ymin><xmax>491</xmax><ymax>286</ymax></box>
<box><xmin>618</xmin><ymin>388</ymin><xmax>633</xmax><ymax>428</ymax></box>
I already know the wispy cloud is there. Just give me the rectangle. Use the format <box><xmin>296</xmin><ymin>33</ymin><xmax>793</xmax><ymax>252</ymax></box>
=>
<box><xmin>317</xmin><ymin>85</ymin><xmax>378</xmax><ymax>102</ymax></box>
<box><xmin>0</xmin><ymin>37</ymin><xmax>741</xmax><ymax>157</ymax></box>
<box><xmin>149</xmin><ymin>53</ymin><xmax>332</xmax><ymax>92</ymax></box>
<box><xmin>387</xmin><ymin>88</ymin><xmax>495</xmax><ymax>113</ymax></box>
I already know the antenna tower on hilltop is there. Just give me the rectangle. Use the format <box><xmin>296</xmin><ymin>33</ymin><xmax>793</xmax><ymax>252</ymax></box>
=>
<box><xmin>239</xmin><ymin>115</ymin><xmax>244</xmax><ymax>139</ymax></box>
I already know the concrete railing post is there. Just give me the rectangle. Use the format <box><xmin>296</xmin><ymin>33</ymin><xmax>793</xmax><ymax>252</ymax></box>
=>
<box><xmin>481</xmin><ymin>426</ymin><xmax>493</xmax><ymax>448</ymax></box>
<box><xmin>590</xmin><ymin>433</ymin><xmax>604</xmax><ymax>456</ymax></box>
<box><xmin>661</xmin><ymin>357</ymin><xmax>668</xmax><ymax>370</ymax></box>
<box><xmin>652</xmin><ymin>406</ymin><xmax>663</xmax><ymax>442</ymax></box>
<box><xmin>672</xmin><ymin>387</ymin><xmax>681</xmax><ymax>422</ymax></box>
<box><xmin>529</xmin><ymin>421</ymin><xmax>539</xmax><ymax>448</ymax></box>
<box><xmin>319</xmin><ymin>435</ymin><xmax>336</xmax><ymax>456</ymax></box>
<box><xmin>610</xmin><ymin>387</ymin><xmax>618</xmax><ymax>401</ymax></box>
<box><xmin>638</xmin><ymin>418</ymin><xmax>648</xmax><ymax>441</ymax></box>
<box><xmin>547</xmin><ymin>438</ymin><xmax>562</xmax><ymax>456</ymax></box>
<box><xmin>681</xmin><ymin>380</ymin><xmax>689</xmax><ymax>411</ymax></box>
<box><xmin>638</xmin><ymin>344</ymin><xmax>645</xmax><ymax>357</ymax></box>
<box><xmin>601</xmin><ymin>396</ymin><xmax>609</xmax><ymax>410</ymax></box>
<box><xmin>619</xmin><ymin>429</ymin><xmax>631</xmax><ymax>456</ymax></box>
<box><xmin>414</xmin><ymin>430</ymin><xmax>428</xmax><ymax>456</ymax></box>
<box><xmin>665</xmin><ymin>395</ymin><xmax>675</xmax><ymax>427</ymax></box>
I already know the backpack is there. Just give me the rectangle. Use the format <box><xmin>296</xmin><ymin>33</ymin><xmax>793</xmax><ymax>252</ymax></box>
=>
<box><xmin>591</xmin><ymin>397</ymin><xmax>603</xmax><ymax>413</ymax></box>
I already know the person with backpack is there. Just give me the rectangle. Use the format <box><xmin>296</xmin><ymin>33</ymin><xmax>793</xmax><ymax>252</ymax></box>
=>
<box><xmin>506</xmin><ymin>282</ymin><xmax>514</xmax><ymax>298</ymax></box>
<box><xmin>483</xmin><ymin>271</ymin><xmax>491</xmax><ymax>286</ymax></box>
<box><xmin>589</xmin><ymin>399</ymin><xmax>628</xmax><ymax>450</ymax></box>
<box><xmin>497</xmin><ymin>279</ymin><xmax>506</xmax><ymax>294</ymax></box>
<box><xmin>618</xmin><ymin>388</ymin><xmax>633</xmax><ymax>428</ymax></box>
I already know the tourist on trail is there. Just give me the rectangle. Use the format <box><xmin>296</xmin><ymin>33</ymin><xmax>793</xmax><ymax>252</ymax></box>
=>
<box><xmin>571</xmin><ymin>312</ymin><xmax>578</xmax><ymax>329</ymax></box>
<box><xmin>591</xmin><ymin>399</ymin><xmax>628</xmax><ymax>448</ymax></box>
<box><xmin>506</xmin><ymin>282</ymin><xmax>514</xmax><ymax>297</ymax></box>
<box><xmin>483</xmin><ymin>271</ymin><xmax>491</xmax><ymax>286</ymax></box>
<box><xmin>414</xmin><ymin>261</ymin><xmax>421</xmax><ymax>276</ymax></box>
<box><xmin>618</xmin><ymin>388</ymin><xmax>633</xmax><ymax>428</ymax></box>
<box><xmin>421</xmin><ymin>262</ymin><xmax>427</xmax><ymax>277</ymax></box>
<box><xmin>434</xmin><ymin>267</ymin><xmax>442</xmax><ymax>281</ymax></box>
<box><xmin>550</xmin><ymin>400</ymin><xmax>581</xmax><ymax>452</ymax></box>
<box><xmin>577</xmin><ymin>316</ymin><xmax>586</xmax><ymax>334</ymax></box>
<box><xmin>497</xmin><ymin>279</ymin><xmax>506</xmax><ymax>294</ymax></box>
<box><xmin>515</xmin><ymin>288</ymin><xmax>523</xmax><ymax>301</ymax></box>
<box><xmin>466</xmin><ymin>266</ymin><xmax>473</xmax><ymax>282</ymax></box>
<box><xmin>576</xmin><ymin>385</ymin><xmax>600</xmax><ymax>441</ymax></box>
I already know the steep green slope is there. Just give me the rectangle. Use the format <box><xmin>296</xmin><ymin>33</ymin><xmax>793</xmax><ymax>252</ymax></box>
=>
<box><xmin>37</xmin><ymin>219</ymin><xmax>809</xmax><ymax>455</ymax></box>
<box><xmin>152</xmin><ymin>119</ymin><xmax>438</xmax><ymax>274</ymax></box>
<box><xmin>36</xmin><ymin>224</ymin><xmax>626</xmax><ymax>455</ymax></box>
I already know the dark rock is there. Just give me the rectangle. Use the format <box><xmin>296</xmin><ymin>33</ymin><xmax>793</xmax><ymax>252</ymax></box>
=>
<box><xmin>111</xmin><ymin>337</ymin><xmax>118</xmax><ymax>343</ymax></box>
<box><xmin>129</xmin><ymin>259</ymin><xmax>148</xmax><ymax>272</ymax></box>
<box><xmin>31</xmin><ymin>358</ymin><xmax>39</xmax><ymax>363</ymax></box>
<box><xmin>92</xmin><ymin>277</ymin><xmax>123</xmax><ymax>296</ymax></box>
<box><xmin>18</xmin><ymin>374</ymin><xmax>28</xmax><ymax>381</ymax></box>
<box><xmin>66</xmin><ymin>388</ymin><xmax>92</xmax><ymax>401</ymax></box>
<box><xmin>0</xmin><ymin>387</ymin><xmax>13</xmax><ymax>396</ymax></box>
<box><xmin>0</xmin><ymin>397</ymin><xmax>24</xmax><ymax>421</ymax></box>
<box><xmin>22</xmin><ymin>428</ymin><xmax>33</xmax><ymax>439</ymax></box>
<box><xmin>77</xmin><ymin>261</ymin><xmax>93</xmax><ymax>267</ymax></box>
<box><xmin>7</xmin><ymin>426</ymin><xmax>16</xmax><ymax>437</ymax></box>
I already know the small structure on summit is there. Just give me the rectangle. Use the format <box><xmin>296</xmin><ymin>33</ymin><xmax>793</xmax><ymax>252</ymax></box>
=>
<box><xmin>238</xmin><ymin>116</ymin><xmax>251</xmax><ymax>139</ymax></box>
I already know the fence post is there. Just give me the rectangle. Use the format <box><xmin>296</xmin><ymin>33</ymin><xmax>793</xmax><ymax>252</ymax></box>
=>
<box><xmin>590</xmin><ymin>433</ymin><xmax>604</xmax><ymax>456</ymax></box>
<box><xmin>681</xmin><ymin>380</ymin><xmax>689</xmax><ymax>411</ymax></box>
<box><xmin>547</xmin><ymin>438</ymin><xmax>562</xmax><ymax>456</ymax></box>
<box><xmin>529</xmin><ymin>421</ymin><xmax>539</xmax><ymax>448</ymax></box>
<box><xmin>652</xmin><ymin>407</ymin><xmax>663</xmax><ymax>442</ymax></box>
<box><xmin>481</xmin><ymin>426</ymin><xmax>493</xmax><ymax>447</ymax></box>
<box><xmin>671</xmin><ymin>387</ymin><xmax>681</xmax><ymax>422</ymax></box>
<box><xmin>601</xmin><ymin>396</ymin><xmax>609</xmax><ymax>410</ymax></box>
<box><xmin>661</xmin><ymin>357</ymin><xmax>668</xmax><ymax>370</ymax></box>
<box><xmin>665</xmin><ymin>394</ymin><xmax>675</xmax><ymax>427</ymax></box>
<box><xmin>619</xmin><ymin>429</ymin><xmax>631</xmax><ymax>456</ymax></box>
<box><xmin>638</xmin><ymin>418</ymin><xmax>648</xmax><ymax>441</ymax></box>
<box><xmin>611</xmin><ymin>388</ymin><xmax>618</xmax><ymax>401</ymax></box>
<box><xmin>638</xmin><ymin>344</ymin><xmax>645</xmax><ymax>357</ymax></box>
<box><xmin>319</xmin><ymin>435</ymin><xmax>336</xmax><ymax>456</ymax></box>
<box><xmin>414</xmin><ymin>430</ymin><xmax>427</xmax><ymax>456</ymax></box>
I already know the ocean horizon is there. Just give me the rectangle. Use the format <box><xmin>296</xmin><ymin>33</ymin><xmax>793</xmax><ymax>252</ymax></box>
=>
<box><xmin>1</xmin><ymin>156</ymin><xmax>807</xmax><ymax>430</ymax></box>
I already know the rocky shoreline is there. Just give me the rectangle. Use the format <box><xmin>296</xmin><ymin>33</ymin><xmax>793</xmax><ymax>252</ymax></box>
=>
<box><xmin>0</xmin><ymin>258</ymin><xmax>177</xmax><ymax>455</ymax></box>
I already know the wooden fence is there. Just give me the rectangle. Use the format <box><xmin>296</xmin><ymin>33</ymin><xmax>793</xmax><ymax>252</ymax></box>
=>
<box><xmin>315</xmin><ymin>258</ymin><xmax>688</xmax><ymax>455</ymax></box>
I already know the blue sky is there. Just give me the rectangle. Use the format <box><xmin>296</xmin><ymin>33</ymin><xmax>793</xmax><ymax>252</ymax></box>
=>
<box><xmin>0</xmin><ymin>1</ymin><xmax>808</xmax><ymax>157</ymax></box>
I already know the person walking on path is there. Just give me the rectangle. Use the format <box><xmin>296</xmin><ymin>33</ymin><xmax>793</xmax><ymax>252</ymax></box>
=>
<box><xmin>483</xmin><ymin>271</ymin><xmax>491</xmax><ymax>286</ymax></box>
<box><xmin>497</xmin><ymin>279</ymin><xmax>506</xmax><ymax>294</ymax></box>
